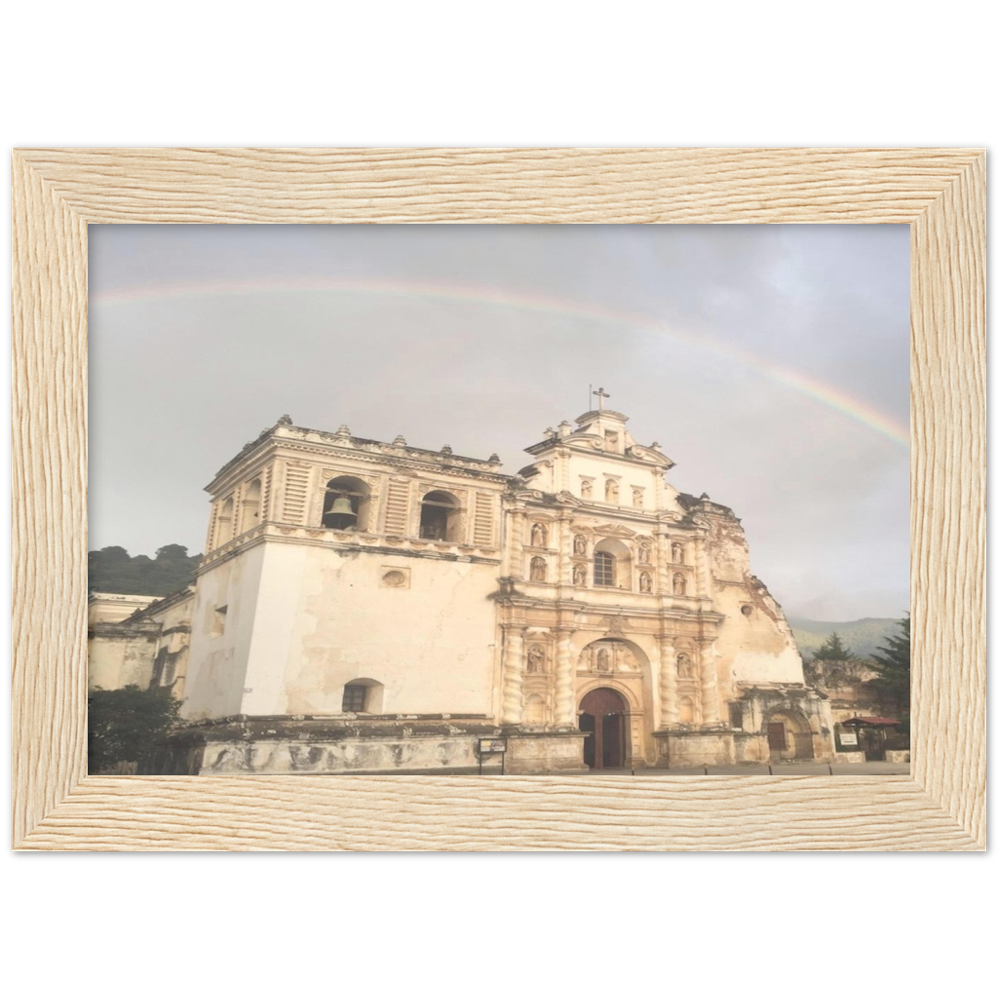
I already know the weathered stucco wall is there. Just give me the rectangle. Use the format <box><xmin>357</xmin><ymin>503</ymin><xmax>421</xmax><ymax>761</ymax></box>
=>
<box><xmin>239</xmin><ymin>541</ymin><xmax>501</xmax><ymax>717</ymax></box>
<box><xmin>88</xmin><ymin>630</ymin><xmax>158</xmax><ymax>690</ymax></box>
<box><xmin>182</xmin><ymin>544</ymin><xmax>265</xmax><ymax>720</ymax></box>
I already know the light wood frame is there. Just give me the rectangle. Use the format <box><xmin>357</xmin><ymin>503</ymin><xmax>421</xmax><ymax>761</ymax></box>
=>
<box><xmin>12</xmin><ymin>148</ymin><xmax>985</xmax><ymax>851</ymax></box>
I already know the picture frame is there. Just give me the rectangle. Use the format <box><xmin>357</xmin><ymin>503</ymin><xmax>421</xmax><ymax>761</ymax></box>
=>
<box><xmin>12</xmin><ymin>147</ymin><xmax>985</xmax><ymax>851</ymax></box>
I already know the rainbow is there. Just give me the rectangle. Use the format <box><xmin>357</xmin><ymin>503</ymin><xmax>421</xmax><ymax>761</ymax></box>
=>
<box><xmin>91</xmin><ymin>278</ymin><xmax>909</xmax><ymax>449</ymax></box>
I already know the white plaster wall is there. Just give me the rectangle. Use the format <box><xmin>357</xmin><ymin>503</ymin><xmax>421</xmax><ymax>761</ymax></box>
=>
<box><xmin>241</xmin><ymin>541</ymin><xmax>500</xmax><ymax>717</ymax></box>
<box><xmin>182</xmin><ymin>545</ymin><xmax>265</xmax><ymax>720</ymax></box>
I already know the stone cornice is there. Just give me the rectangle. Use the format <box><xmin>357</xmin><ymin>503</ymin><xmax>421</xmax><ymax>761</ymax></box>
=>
<box><xmin>198</xmin><ymin>522</ymin><xmax>502</xmax><ymax>574</ymax></box>
<box><xmin>207</xmin><ymin>434</ymin><xmax>511</xmax><ymax>496</ymax></box>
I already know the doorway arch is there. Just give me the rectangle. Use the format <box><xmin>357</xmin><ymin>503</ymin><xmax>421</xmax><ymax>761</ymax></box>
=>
<box><xmin>764</xmin><ymin>708</ymin><xmax>814</xmax><ymax>760</ymax></box>
<box><xmin>579</xmin><ymin>687</ymin><xmax>629</xmax><ymax>769</ymax></box>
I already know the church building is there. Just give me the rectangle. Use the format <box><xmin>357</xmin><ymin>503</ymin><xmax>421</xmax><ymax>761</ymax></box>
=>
<box><xmin>112</xmin><ymin>395</ymin><xmax>834</xmax><ymax>773</ymax></box>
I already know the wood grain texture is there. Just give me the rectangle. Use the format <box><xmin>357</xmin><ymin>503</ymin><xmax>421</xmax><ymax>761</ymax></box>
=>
<box><xmin>910</xmin><ymin>154</ymin><xmax>987</xmax><ymax>845</ymax></box>
<box><xmin>13</xmin><ymin>147</ymin><xmax>985</xmax><ymax>224</ymax></box>
<box><xmin>11</xmin><ymin>151</ymin><xmax>89</xmax><ymax>847</ymax></box>
<box><xmin>10</xmin><ymin>147</ymin><xmax>987</xmax><ymax>851</ymax></box>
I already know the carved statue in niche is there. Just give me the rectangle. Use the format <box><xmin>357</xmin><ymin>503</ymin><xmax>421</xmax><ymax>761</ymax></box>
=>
<box><xmin>637</xmin><ymin>542</ymin><xmax>650</xmax><ymax>563</ymax></box>
<box><xmin>605</xmin><ymin>480</ymin><xmax>619</xmax><ymax>503</ymax></box>
<box><xmin>574</xmin><ymin>533</ymin><xmax>588</xmax><ymax>555</ymax></box>
<box><xmin>596</xmin><ymin>647</ymin><xmax>612</xmax><ymax>672</ymax></box>
<box><xmin>573</xmin><ymin>563</ymin><xmax>587</xmax><ymax>586</ymax></box>
<box><xmin>580</xmin><ymin>479</ymin><xmax>593</xmax><ymax>499</ymax></box>
<box><xmin>673</xmin><ymin>572</ymin><xmax>687</xmax><ymax>596</ymax></box>
<box><xmin>632</xmin><ymin>488</ymin><xmax>644</xmax><ymax>507</ymax></box>
<box><xmin>530</xmin><ymin>556</ymin><xmax>547</xmax><ymax>582</ymax></box>
<box><xmin>527</xmin><ymin>644</ymin><xmax>545</xmax><ymax>673</ymax></box>
<box><xmin>672</xmin><ymin>542</ymin><xmax>684</xmax><ymax>563</ymax></box>
<box><xmin>639</xmin><ymin>571</ymin><xmax>652</xmax><ymax>593</ymax></box>
<box><xmin>531</xmin><ymin>523</ymin><xmax>547</xmax><ymax>548</ymax></box>
<box><xmin>677</xmin><ymin>652</ymin><xmax>694</xmax><ymax>678</ymax></box>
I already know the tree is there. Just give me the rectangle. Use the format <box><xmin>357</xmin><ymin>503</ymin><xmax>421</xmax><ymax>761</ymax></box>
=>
<box><xmin>87</xmin><ymin>685</ymin><xmax>182</xmax><ymax>773</ymax></box>
<box><xmin>868</xmin><ymin>613</ymin><xmax>910</xmax><ymax>716</ymax></box>
<box><xmin>88</xmin><ymin>543</ymin><xmax>201</xmax><ymax>596</ymax></box>
<box><xmin>812</xmin><ymin>631</ymin><xmax>853</xmax><ymax>661</ymax></box>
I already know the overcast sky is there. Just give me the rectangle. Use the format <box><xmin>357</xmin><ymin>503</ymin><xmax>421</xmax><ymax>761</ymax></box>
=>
<box><xmin>89</xmin><ymin>224</ymin><xmax>909</xmax><ymax>622</ymax></box>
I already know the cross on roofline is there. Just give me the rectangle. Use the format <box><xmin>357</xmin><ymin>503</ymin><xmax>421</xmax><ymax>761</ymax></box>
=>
<box><xmin>592</xmin><ymin>386</ymin><xmax>610</xmax><ymax>410</ymax></box>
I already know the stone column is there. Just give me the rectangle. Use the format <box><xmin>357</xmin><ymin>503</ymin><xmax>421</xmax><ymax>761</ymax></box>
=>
<box><xmin>501</xmin><ymin>624</ymin><xmax>527</xmax><ymax>724</ymax></box>
<box><xmin>508</xmin><ymin>509</ymin><xmax>525</xmax><ymax>579</ymax></box>
<box><xmin>658</xmin><ymin>635</ymin><xmax>679</xmax><ymax>728</ymax></box>
<box><xmin>699</xmin><ymin>639</ymin><xmax>721</xmax><ymax>724</ymax></box>
<box><xmin>694</xmin><ymin>533</ymin><xmax>710</xmax><ymax>597</ymax></box>
<box><xmin>558</xmin><ymin>513</ymin><xmax>572</xmax><ymax>585</ymax></box>
<box><xmin>553</xmin><ymin>628</ymin><xmax>575</xmax><ymax>726</ymax></box>
<box><xmin>655</xmin><ymin>529</ymin><xmax>671</xmax><ymax>596</ymax></box>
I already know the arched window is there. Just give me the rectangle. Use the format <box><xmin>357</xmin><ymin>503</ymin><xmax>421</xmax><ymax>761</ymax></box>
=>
<box><xmin>594</xmin><ymin>551</ymin><xmax>615</xmax><ymax>587</ymax></box>
<box><xmin>593</xmin><ymin>537</ymin><xmax>632</xmax><ymax>589</ymax></box>
<box><xmin>322</xmin><ymin>476</ymin><xmax>371</xmax><ymax>531</ymax></box>
<box><xmin>419</xmin><ymin>490</ymin><xmax>460</xmax><ymax>541</ymax></box>
<box><xmin>239</xmin><ymin>478</ymin><xmax>261</xmax><ymax>534</ymax></box>
<box><xmin>341</xmin><ymin>679</ymin><xmax>384</xmax><ymax>714</ymax></box>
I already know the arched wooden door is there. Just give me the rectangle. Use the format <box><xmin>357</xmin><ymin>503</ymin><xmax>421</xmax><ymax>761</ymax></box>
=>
<box><xmin>579</xmin><ymin>687</ymin><xmax>629</xmax><ymax>769</ymax></box>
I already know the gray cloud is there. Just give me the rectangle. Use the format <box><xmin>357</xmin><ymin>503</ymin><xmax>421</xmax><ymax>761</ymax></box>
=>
<box><xmin>89</xmin><ymin>224</ymin><xmax>909</xmax><ymax>620</ymax></box>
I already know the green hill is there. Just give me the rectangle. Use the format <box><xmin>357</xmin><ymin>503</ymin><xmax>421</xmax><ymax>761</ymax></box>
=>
<box><xmin>88</xmin><ymin>544</ymin><xmax>201</xmax><ymax>597</ymax></box>
<box><xmin>787</xmin><ymin>617</ymin><xmax>901</xmax><ymax>660</ymax></box>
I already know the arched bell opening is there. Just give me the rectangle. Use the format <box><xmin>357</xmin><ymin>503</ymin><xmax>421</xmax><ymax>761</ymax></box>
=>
<box><xmin>322</xmin><ymin>476</ymin><xmax>371</xmax><ymax>531</ymax></box>
<box><xmin>419</xmin><ymin>490</ymin><xmax>461</xmax><ymax>541</ymax></box>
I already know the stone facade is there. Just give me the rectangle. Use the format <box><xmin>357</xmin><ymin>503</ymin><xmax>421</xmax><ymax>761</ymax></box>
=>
<box><xmin>88</xmin><ymin>587</ymin><xmax>195</xmax><ymax>697</ymax></box>
<box><xmin>92</xmin><ymin>403</ymin><xmax>836</xmax><ymax>773</ymax></box>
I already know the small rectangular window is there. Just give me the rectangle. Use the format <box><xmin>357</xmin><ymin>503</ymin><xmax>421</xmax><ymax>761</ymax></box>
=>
<box><xmin>342</xmin><ymin>684</ymin><xmax>367</xmax><ymax>712</ymax></box>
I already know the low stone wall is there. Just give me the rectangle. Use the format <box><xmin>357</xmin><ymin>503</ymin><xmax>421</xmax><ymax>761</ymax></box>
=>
<box><xmin>200</xmin><ymin>735</ymin><xmax>482</xmax><ymax>774</ymax></box>
<box><xmin>505</xmin><ymin>732</ymin><xmax>586</xmax><ymax>773</ymax></box>
<box><xmin>151</xmin><ymin>715</ymin><xmax>504</xmax><ymax>775</ymax></box>
<box><xmin>660</xmin><ymin>731</ymin><xmax>736</xmax><ymax>767</ymax></box>
<box><xmin>833</xmin><ymin>751</ymin><xmax>866</xmax><ymax>764</ymax></box>
<box><xmin>885</xmin><ymin>750</ymin><xmax>910</xmax><ymax>764</ymax></box>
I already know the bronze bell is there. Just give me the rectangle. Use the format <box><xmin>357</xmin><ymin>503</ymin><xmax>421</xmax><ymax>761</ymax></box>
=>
<box><xmin>329</xmin><ymin>496</ymin><xmax>356</xmax><ymax>518</ymax></box>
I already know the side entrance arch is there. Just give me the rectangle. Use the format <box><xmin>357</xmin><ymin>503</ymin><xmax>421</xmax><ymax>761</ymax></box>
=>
<box><xmin>579</xmin><ymin>687</ymin><xmax>629</xmax><ymax>769</ymax></box>
<box><xmin>765</xmin><ymin>709</ymin><xmax>815</xmax><ymax>761</ymax></box>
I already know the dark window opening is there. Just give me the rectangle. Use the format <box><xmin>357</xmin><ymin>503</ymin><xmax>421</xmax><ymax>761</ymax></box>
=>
<box><xmin>420</xmin><ymin>491</ymin><xmax>460</xmax><ymax>541</ymax></box>
<box><xmin>729</xmin><ymin>703</ymin><xmax>743</xmax><ymax>730</ymax></box>
<box><xmin>342</xmin><ymin>684</ymin><xmax>368</xmax><ymax>712</ymax></box>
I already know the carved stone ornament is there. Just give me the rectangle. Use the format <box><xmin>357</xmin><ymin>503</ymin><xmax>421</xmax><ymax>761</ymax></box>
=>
<box><xmin>555</xmin><ymin>491</ymin><xmax>581</xmax><ymax>507</ymax></box>
<box><xmin>601</xmin><ymin>614</ymin><xmax>628</xmax><ymax>637</ymax></box>
<box><xmin>592</xmin><ymin>523</ymin><xmax>636</xmax><ymax>538</ymax></box>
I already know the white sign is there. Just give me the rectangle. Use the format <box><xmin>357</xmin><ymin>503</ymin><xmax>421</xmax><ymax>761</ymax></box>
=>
<box><xmin>479</xmin><ymin>738</ymin><xmax>507</xmax><ymax>754</ymax></box>
<box><xmin>839</xmin><ymin>731</ymin><xmax>859</xmax><ymax>746</ymax></box>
